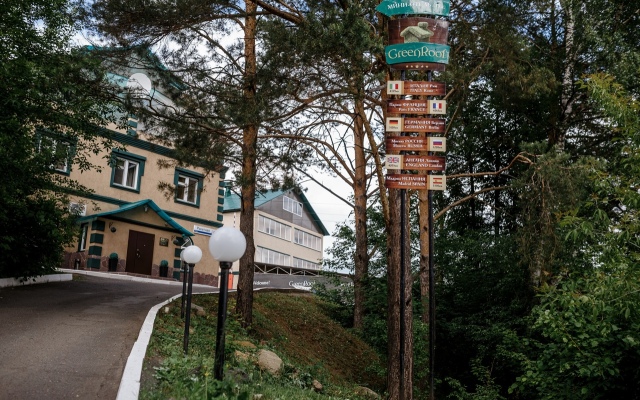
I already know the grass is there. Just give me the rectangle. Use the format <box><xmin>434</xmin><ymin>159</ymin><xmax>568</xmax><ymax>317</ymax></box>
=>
<box><xmin>140</xmin><ymin>291</ymin><xmax>385</xmax><ymax>399</ymax></box>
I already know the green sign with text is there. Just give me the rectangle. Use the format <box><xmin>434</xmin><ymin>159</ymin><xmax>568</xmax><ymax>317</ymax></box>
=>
<box><xmin>376</xmin><ymin>0</ymin><xmax>450</xmax><ymax>17</ymax></box>
<box><xmin>385</xmin><ymin>43</ymin><xmax>450</xmax><ymax>65</ymax></box>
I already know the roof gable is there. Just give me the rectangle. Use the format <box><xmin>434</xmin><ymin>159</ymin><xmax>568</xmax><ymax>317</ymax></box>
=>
<box><xmin>223</xmin><ymin>189</ymin><xmax>329</xmax><ymax>236</ymax></box>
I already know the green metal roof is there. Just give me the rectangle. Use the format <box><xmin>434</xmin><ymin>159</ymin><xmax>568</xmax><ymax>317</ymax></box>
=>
<box><xmin>223</xmin><ymin>189</ymin><xmax>330</xmax><ymax>236</ymax></box>
<box><xmin>77</xmin><ymin>199</ymin><xmax>193</xmax><ymax>236</ymax></box>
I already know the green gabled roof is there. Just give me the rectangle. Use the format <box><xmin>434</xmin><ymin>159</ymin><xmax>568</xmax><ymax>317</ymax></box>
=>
<box><xmin>223</xmin><ymin>189</ymin><xmax>330</xmax><ymax>236</ymax></box>
<box><xmin>77</xmin><ymin>199</ymin><xmax>193</xmax><ymax>236</ymax></box>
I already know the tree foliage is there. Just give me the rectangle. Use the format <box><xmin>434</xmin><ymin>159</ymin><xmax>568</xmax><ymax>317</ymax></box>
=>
<box><xmin>0</xmin><ymin>0</ymin><xmax>122</xmax><ymax>278</ymax></box>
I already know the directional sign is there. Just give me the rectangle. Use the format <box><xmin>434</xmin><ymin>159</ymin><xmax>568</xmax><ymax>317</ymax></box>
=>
<box><xmin>385</xmin><ymin>155</ymin><xmax>446</xmax><ymax>171</ymax></box>
<box><xmin>388</xmin><ymin>100</ymin><xmax>446</xmax><ymax>115</ymax></box>
<box><xmin>386</xmin><ymin>136</ymin><xmax>446</xmax><ymax>152</ymax></box>
<box><xmin>385</xmin><ymin>174</ymin><xmax>447</xmax><ymax>190</ymax></box>
<box><xmin>376</xmin><ymin>0</ymin><xmax>451</xmax><ymax>17</ymax></box>
<box><xmin>386</xmin><ymin>117</ymin><xmax>445</xmax><ymax>133</ymax></box>
<box><xmin>385</xmin><ymin>42</ymin><xmax>450</xmax><ymax>66</ymax></box>
<box><xmin>387</xmin><ymin>81</ymin><xmax>446</xmax><ymax>96</ymax></box>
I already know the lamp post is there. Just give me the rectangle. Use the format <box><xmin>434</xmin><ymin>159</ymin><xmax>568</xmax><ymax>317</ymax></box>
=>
<box><xmin>180</xmin><ymin>251</ymin><xmax>188</xmax><ymax>319</ymax></box>
<box><xmin>181</xmin><ymin>245</ymin><xmax>202</xmax><ymax>354</ymax></box>
<box><xmin>208</xmin><ymin>227</ymin><xmax>246</xmax><ymax>380</ymax></box>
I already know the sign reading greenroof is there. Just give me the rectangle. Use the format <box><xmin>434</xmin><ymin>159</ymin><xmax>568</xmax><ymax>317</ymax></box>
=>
<box><xmin>385</xmin><ymin>43</ymin><xmax>450</xmax><ymax>65</ymax></box>
<box><xmin>376</xmin><ymin>0</ymin><xmax>450</xmax><ymax>17</ymax></box>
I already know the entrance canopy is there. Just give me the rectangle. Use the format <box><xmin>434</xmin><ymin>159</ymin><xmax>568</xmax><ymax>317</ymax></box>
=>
<box><xmin>77</xmin><ymin>199</ymin><xmax>193</xmax><ymax>237</ymax></box>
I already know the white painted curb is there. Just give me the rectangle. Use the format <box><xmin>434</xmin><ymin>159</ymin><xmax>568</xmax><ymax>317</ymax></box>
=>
<box><xmin>116</xmin><ymin>291</ymin><xmax>217</xmax><ymax>400</ymax></box>
<box><xmin>0</xmin><ymin>274</ymin><xmax>73</xmax><ymax>288</ymax></box>
<box><xmin>116</xmin><ymin>293</ymin><xmax>182</xmax><ymax>400</ymax></box>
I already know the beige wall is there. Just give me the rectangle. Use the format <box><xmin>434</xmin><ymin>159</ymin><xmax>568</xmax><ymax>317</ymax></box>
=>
<box><xmin>63</xmin><ymin>129</ymin><xmax>224</xmax><ymax>285</ymax></box>
<box><xmin>221</xmin><ymin>209</ymin><xmax>325</xmax><ymax>288</ymax></box>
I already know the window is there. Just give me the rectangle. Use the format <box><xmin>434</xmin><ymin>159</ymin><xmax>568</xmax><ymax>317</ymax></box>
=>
<box><xmin>37</xmin><ymin>135</ymin><xmax>72</xmax><ymax>174</ymax></box>
<box><xmin>114</xmin><ymin>158</ymin><xmax>139</xmax><ymax>188</ymax></box>
<box><xmin>258</xmin><ymin>215</ymin><xmax>291</xmax><ymax>240</ymax></box>
<box><xmin>177</xmin><ymin>175</ymin><xmax>198</xmax><ymax>203</ymax></box>
<box><xmin>294</xmin><ymin>229</ymin><xmax>322</xmax><ymax>251</ymax></box>
<box><xmin>174</xmin><ymin>168</ymin><xmax>204</xmax><ymax>207</ymax></box>
<box><xmin>293</xmin><ymin>257</ymin><xmax>321</xmax><ymax>270</ymax></box>
<box><xmin>256</xmin><ymin>246</ymin><xmax>291</xmax><ymax>266</ymax></box>
<box><xmin>79</xmin><ymin>224</ymin><xmax>88</xmax><ymax>251</ymax></box>
<box><xmin>283</xmin><ymin>195</ymin><xmax>302</xmax><ymax>216</ymax></box>
<box><xmin>110</xmin><ymin>151</ymin><xmax>145</xmax><ymax>192</ymax></box>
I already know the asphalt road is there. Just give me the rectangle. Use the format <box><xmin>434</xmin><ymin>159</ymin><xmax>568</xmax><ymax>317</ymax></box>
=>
<box><xmin>0</xmin><ymin>274</ymin><xmax>211</xmax><ymax>400</ymax></box>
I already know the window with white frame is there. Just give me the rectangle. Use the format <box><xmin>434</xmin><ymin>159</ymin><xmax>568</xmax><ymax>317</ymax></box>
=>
<box><xmin>79</xmin><ymin>224</ymin><xmax>88</xmax><ymax>251</ymax></box>
<box><xmin>256</xmin><ymin>246</ymin><xmax>291</xmax><ymax>266</ymax></box>
<box><xmin>258</xmin><ymin>215</ymin><xmax>291</xmax><ymax>240</ymax></box>
<box><xmin>110</xmin><ymin>150</ymin><xmax>145</xmax><ymax>192</ymax></box>
<box><xmin>113</xmin><ymin>157</ymin><xmax>139</xmax><ymax>189</ymax></box>
<box><xmin>294</xmin><ymin>229</ymin><xmax>322</xmax><ymax>251</ymax></box>
<box><xmin>38</xmin><ymin>136</ymin><xmax>72</xmax><ymax>174</ymax></box>
<box><xmin>174</xmin><ymin>168</ymin><xmax>203</xmax><ymax>207</ymax></box>
<box><xmin>293</xmin><ymin>257</ymin><xmax>321</xmax><ymax>270</ymax></box>
<box><xmin>177</xmin><ymin>174</ymin><xmax>198</xmax><ymax>204</ymax></box>
<box><xmin>283</xmin><ymin>195</ymin><xmax>302</xmax><ymax>216</ymax></box>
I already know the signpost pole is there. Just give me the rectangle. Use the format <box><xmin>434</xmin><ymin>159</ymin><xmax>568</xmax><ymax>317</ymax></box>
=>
<box><xmin>399</xmin><ymin>68</ymin><xmax>407</xmax><ymax>400</ymax></box>
<box><xmin>427</xmin><ymin>69</ymin><xmax>436</xmax><ymax>400</ymax></box>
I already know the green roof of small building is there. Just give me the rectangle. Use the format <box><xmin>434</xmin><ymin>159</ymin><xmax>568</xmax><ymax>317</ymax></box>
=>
<box><xmin>223</xmin><ymin>189</ymin><xmax>330</xmax><ymax>236</ymax></box>
<box><xmin>77</xmin><ymin>199</ymin><xmax>193</xmax><ymax>236</ymax></box>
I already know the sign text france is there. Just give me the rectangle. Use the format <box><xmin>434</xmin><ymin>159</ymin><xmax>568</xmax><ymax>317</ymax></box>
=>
<box><xmin>388</xmin><ymin>100</ymin><xmax>447</xmax><ymax>115</ymax></box>
<box><xmin>385</xmin><ymin>174</ymin><xmax>446</xmax><ymax>190</ymax></box>
<box><xmin>387</xmin><ymin>80</ymin><xmax>446</xmax><ymax>96</ymax></box>
<box><xmin>376</xmin><ymin>0</ymin><xmax>451</xmax><ymax>17</ymax></box>
<box><xmin>386</xmin><ymin>155</ymin><xmax>446</xmax><ymax>171</ymax></box>
<box><xmin>386</xmin><ymin>117</ymin><xmax>445</xmax><ymax>133</ymax></box>
<box><xmin>386</xmin><ymin>136</ymin><xmax>446</xmax><ymax>152</ymax></box>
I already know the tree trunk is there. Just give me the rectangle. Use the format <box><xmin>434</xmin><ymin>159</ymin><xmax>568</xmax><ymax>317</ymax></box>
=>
<box><xmin>419</xmin><ymin>188</ymin><xmax>430</xmax><ymax>325</ymax></box>
<box><xmin>352</xmin><ymin>98</ymin><xmax>369</xmax><ymax>331</ymax></box>
<box><xmin>386</xmin><ymin>188</ymin><xmax>413</xmax><ymax>400</ymax></box>
<box><xmin>235</xmin><ymin>0</ymin><xmax>258</xmax><ymax>328</ymax></box>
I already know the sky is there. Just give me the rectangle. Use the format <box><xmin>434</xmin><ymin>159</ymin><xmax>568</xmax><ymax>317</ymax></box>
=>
<box><xmin>300</xmin><ymin>170</ymin><xmax>354</xmax><ymax>254</ymax></box>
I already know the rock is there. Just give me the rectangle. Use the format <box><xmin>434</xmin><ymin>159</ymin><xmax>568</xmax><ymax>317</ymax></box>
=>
<box><xmin>234</xmin><ymin>350</ymin><xmax>250</xmax><ymax>362</ymax></box>
<box><xmin>190</xmin><ymin>303</ymin><xmax>206</xmax><ymax>316</ymax></box>
<box><xmin>355</xmin><ymin>386</ymin><xmax>380</xmax><ymax>399</ymax></box>
<box><xmin>256</xmin><ymin>349</ymin><xmax>283</xmax><ymax>375</ymax></box>
<box><xmin>253</xmin><ymin>395</ymin><xmax>263</xmax><ymax>400</ymax></box>
<box><xmin>312</xmin><ymin>379</ymin><xmax>323</xmax><ymax>392</ymax></box>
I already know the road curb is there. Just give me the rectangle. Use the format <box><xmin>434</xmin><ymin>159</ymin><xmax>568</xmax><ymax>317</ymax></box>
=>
<box><xmin>0</xmin><ymin>274</ymin><xmax>73</xmax><ymax>288</ymax></box>
<box><xmin>115</xmin><ymin>293</ymin><xmax>182</xmax><ymax>400</ymax></box>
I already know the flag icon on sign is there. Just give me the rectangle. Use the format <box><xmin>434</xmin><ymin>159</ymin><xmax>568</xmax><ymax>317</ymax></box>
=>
<box><xmin>387</xmin><ymin>81</ymin><xmax>402</xmax><ymax>95</ymax></box>
<box><xmin>428</xmin><ymin>100</ymin><xmax>447</xmax><ymax>114</ymax></box>
<box><xmin>389</xmin><ymin>156</ymin><xmax>400</xmax><ymax>164</ymax></box>
<box><xmin>389</xmin><ymin>119</ymin><xmax>399</xmax><ymax>126</ymax></box>
<box><xmin>433</xmin><ymin>140</ymin><xmax>442</xmax><ymax>146</ymax></box>
<box><xmin>433</xmin><ymin>177</ymin><xmax>443</xmax><ymax>184</ymax></box>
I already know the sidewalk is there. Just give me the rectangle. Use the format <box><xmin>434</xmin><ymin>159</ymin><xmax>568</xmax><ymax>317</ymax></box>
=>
<box><xmin>59</xmin><ymin>268</ymin><xmax>215</xmax><ymax>289</ymax></box>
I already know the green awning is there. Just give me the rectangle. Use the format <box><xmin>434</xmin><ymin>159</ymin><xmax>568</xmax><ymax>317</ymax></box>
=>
<box><xmin>77</xmin><ymin>199</ymin><xmax>193</xmax><ymax>236</ymax></box>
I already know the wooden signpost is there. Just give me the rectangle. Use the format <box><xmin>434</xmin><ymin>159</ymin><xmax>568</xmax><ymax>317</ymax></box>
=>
<box><xmin>387</xmin><ymin>81</ymin><xmax>446</xmax><ymax>96</ymax></box>
<box><xmin>386</xmin><ymin>117</ymin><xmax>445</xmax><ymax>133</ymax></box>
<box><xmin>387</xmin><ymin>100</ymin><xmax>447</xmax><ymax>115</ymax></box>
<box><xmin>380</xmin><ymin>4</ymin><xmax>451</xmax><ymax>399</ymax></box>
<box><xmin>386</xmin><ymin>136</ymin><xmax>446</xmax><ymax>152</ymax></box>
<box><xmin>384</xmin><ymin>174</ymin><xmax>446</xmax><ymax>190</ymax></box>
<box><xmin>385</xmin><ymin>155</ymin><xmax>446</xmax><ymax>171</ymax></box>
